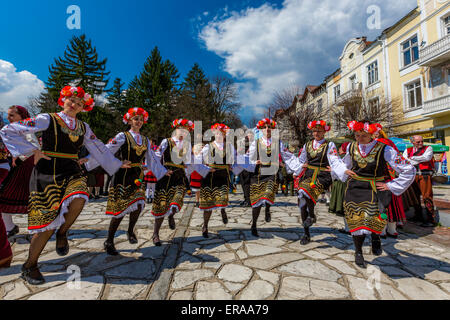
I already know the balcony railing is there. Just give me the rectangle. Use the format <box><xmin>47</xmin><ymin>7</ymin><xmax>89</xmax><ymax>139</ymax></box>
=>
<box><xmin>422</xmin><ymin>94</ymin><xmax>450</xmax><ymax>116</ymax></box>
<box><xmin>419</xmin><ymin>34</ymin><xmax>450</xmax><ymax>67</ymax></box>
<box><xmin>335</xmin><ymin>83</ymin><xmax>362</xmax><ymax>105</ymax></box>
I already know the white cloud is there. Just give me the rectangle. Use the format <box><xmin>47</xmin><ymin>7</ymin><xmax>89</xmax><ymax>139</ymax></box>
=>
<box><xmin>198</xmin><ymin>0</ymin><xmax>417</xmax><ymax>120</ymax></box>
<box><xmin>0</xmin><ymin>59</ymin><xmax>44</xmax><ymax>112</ymax></box>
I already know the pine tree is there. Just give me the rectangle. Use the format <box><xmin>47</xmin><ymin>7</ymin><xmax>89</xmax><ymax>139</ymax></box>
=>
<box><xmin>46</xmin><ymin>34</ymin><xmax>110</xmax><ymax>100</ymax></box>
<box><xmin>126</xmin><ymin>47</ymin><xmax>180</xmax><ymax>139</ymax></box>
<box><xmin>106</xmin><ymin>78</ymin><xmax>126</xmax><ymax>113</ymax></box>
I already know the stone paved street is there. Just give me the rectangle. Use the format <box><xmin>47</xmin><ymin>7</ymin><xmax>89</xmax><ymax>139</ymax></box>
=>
<box><xmin>1</xmin><ymin>188</ymin><xmax>450</xmax><ymax>300</ymax></box>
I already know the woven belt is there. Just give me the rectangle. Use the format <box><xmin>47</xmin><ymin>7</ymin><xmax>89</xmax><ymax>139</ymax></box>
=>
<box><xmin>42</xmin><ymin>151</ymin><xmax>79</xmax><ymax>159</ymax></box>
<box><xmin>306</xmin><ymin>165</ymin><xmax>328</xmax><ymax>188</ymax></box>
<box><xmin>351</xmin><ymin>175</ymin><xmax>385</xmax><ymax>193</ymax></box>
<box><xmin>208</xmin><ymin>164</ymin><xmax>229</xmax><ymax>170</ymax></box>
<box><xmin>129</xmin><ymin>163</ymin><xmax>143</xmax><ymax>168</ymax></box>
<box><xmin>164</xmin><ymin>162</ymin><xmax>185</xmax><ymax>169</ymax></box>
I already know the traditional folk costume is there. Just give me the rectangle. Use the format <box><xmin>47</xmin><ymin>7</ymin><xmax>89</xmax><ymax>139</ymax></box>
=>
<box><xmin>286</xmin><ymin>121</ymin><xmax>346</xmax><ymax>245</ymax></box>
<box><xmin>403</xmin><ymin>145</ymin><xmax>436</xmax><ymax>226</ymax></box>
<box><xmin>247</xmin><ymin>119</ymin><xmax>281</xmax><ymax>235</ymax></box>
<box><xmin>377</xmin><ymin>136</ymin><xmax>406</xmax><ymax>237</ymax></box>
<box><xmin>335</xmin><ymin>121</ymin><xmax>415</xmax><ymax>268</ymax></box>
<box><xmin>152</xmin><ymin>120</ymin><xmax>195</xmax><ymax>219</ymax></box>
<box><xmin>196</xmin><ymin>123</ymin><xmax>245</xmax><ymax>238</ymax></box>
<box><xmin>0</xmin><ymin>86</ymin><xmax>123</xmax><ymax>284</ymax></box>
<box><xmin>329</xmin><ymin>142</ymin><xmax>350</xmax><ymax>217</ymax></box>
<box><xmin>0</xmin><ymin>124</ymin><xmax>13</xmax><ymax>268</ymax></box>
<box><xmin>85</xmin><ymin>108</ymin><xmax>167</xmax><ymax>254</ymax></box>
<box><xmin>0</xmin><ymin>106</ymin><xmax>38</xmax><ymax>238</ymax></box>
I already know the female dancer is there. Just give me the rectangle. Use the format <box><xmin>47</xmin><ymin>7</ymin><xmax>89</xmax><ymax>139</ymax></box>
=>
<box><xmin>198</xmin><ymin>123</ymin><xmax>242</xmax><ymax>238</ymax></box>
<box><xmin>151</xmin><ymin>119</ymin><xmax>201</xmax><ymax>246</ymax></box>
<box><xmin>0</xmin><ymin>86</ymin><xmax>129</xmax><ymax>284</ymax></box>
<box><xmin>85</xmin><ymin>108</ymin><xmax>168</xmax><ymax>255</ymax></box>
<box><xmin>335</xmin><ymin>121</ymin><xmax>415</xmax><ymax>268</ymax></box>
<box><xmin>248</xmin><ymin>118</ymin><xmax>280</xmax><ymax>236</ymax></box>
<box><xmin>0</xmin><ymin>117</ymin><xmax>12</xmax><ymax>268</ymax></box>
<box><xmin>292</xmin><ymin>121</ymin><xmax>346</xmax><ymax>245</ymax></box>
<box><xmin>0</xmin><ymin>106</ymin><xmax>39</xmax><ymax>238</ymax></box>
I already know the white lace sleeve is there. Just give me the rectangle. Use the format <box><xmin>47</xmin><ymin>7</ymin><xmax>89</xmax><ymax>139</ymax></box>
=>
<box><xmin>0</xmin><ymin>114</ymin><xmax>50</xmax><ymax>158</ymax></box>
<box><xmin>83</xmin><ymin>124</ymin><xmax>123</xmax><ymax>176</ymax></box>
<box><xmin>385</xmin><ymin>146</ymin><xmax>416</xmax><ymax>196</ymax></box>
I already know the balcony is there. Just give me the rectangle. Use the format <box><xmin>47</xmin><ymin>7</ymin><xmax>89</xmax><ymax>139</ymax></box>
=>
<box><xmin>419</xmin><ymin>34</ymin><xmax>450</xmax><ymax>67</ymax></box>
<box><xmin>335</xmin><ymin>83</ymin><xmax>362</xmax><ymax>106</ymax></box>
<box><xmin>422</xmin><ymin>94</ymin><xmax>450</xmax><ymax>116</ymax></box>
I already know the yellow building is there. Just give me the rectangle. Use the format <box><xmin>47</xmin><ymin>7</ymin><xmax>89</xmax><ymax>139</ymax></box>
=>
<box><xmin>325</xmin><ymin>37</ymin><xmax>388</xmax><ymax>137</ymax></box>
<box><xmin>383</xmin><ymin>0</ymin><xmax>450</xmax><ymax>156</ymax></box>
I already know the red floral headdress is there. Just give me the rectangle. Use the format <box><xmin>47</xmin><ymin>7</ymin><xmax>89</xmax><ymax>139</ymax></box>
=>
<box><xmin>347</xmin><ymin>121</ymin><xmax>382</xmax><ymax>134</ymax></box>
<box><xmin>307</xmin><ymin>120</ymin><xmax>331</xmax><ymax>132</ymax></box>
<box><xmin>123</xmin><ymin>107</ymin><xmax>149</xmax><ymax>124</ymax></box>
<box><xmin>172</xmin><ymin>119</ymin><xmax>195</xmax><ymax>131</ymax></box>
<box><xmin>211</xmin><ymin>123</ymin><xmax>230</xmax><ymax>133</ymax></box>
<box><xmin>257</xmin><ymin>118</ymin><xmax>277</xmax><ymax>129</ymax></box>
<box><xmin>58</xmin><ymin>86</ymin><xmax>95</xmax><ymax>112</ymax></box>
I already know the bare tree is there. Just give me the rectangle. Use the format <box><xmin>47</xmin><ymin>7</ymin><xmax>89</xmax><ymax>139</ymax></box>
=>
<box><xmin>331</xmin><ymin>90</ymin><xmax>402</xmax><ymax>137</ymax></box>
<box><xmin>267</xmin><ymin>83</ymin><xmax>302</xmax><ymax>118</ymax></box>
<box><xmin>289</xmin><ymin>104</ymin><xmax>328</xmax><ymax>147</ymax></box>
<box><xmin>210</xmin><ymin>75</ymin><xmax>241</xmax><ymax>123</ymax></box>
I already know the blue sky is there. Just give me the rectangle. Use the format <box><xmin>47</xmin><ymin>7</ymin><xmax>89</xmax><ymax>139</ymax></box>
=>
<box><xmin>0</xmin><ymin>0</ymin><xmax>417</xmax><ymax>125</ymax></box>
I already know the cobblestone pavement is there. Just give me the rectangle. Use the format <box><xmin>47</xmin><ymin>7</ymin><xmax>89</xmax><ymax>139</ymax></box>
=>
<box><xmin>1</xmin><ymin>188</ymin><xmax>449</xmax><ymax>300</ymax></box>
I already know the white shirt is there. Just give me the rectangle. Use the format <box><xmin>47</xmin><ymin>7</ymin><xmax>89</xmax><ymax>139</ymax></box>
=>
<box><xmin>403</xmin><ymin>146</ymin><xmax>433</xmax><ymax>166</ymax></box>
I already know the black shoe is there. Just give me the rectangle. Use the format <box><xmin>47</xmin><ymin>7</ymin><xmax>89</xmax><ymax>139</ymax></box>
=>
<box><xmin>355</xmin><ymin>253</ymin><xmax>366</xmax><ymax>268</ymax></box>
<box><xmin>251</xmin><ymin>227</ymin><xmax>259</xmax><ymax>237</ymax></box>
<box><xmin>195</xmin><ymin>202</ymin><xmax>200</xmax><ymax>208</ymax></box>
<box><xmin>168</xmin><ymin>215</ymin><xmax>176</xmax><ymax>230</ymax></box>
<box><xmin>152</xmin><ymin>235</ymin><xmax>162</xmax><ymax>247</ymax></box>
<box><xmin>7</xmin><ymin>225</ymin><xmax>19</xmax><ymax>238</ymax></box>
<box><xmin>146</xmin><ymin>198</ymin><xmax>151</xmax><ymax>204</ymax></box>
<box><xmin>380</xmin><ymin>234</ymin><xmax>387</xmax><ymax>239</ymax></box>
<box><xmin>420</xmin><ymin>222</ymin><xmax>436</xmax><ymax>228</ymax></box>
<box><xmin>408</xmin><ymin>215</ymin><xmax>423</xmax><ymax>223</ymax></box>
<box><xmin>202</xmin><ymin>227</ymin><xmax>209</xmax><ymax>239</ymax></box>
<box><xmin>239</xmin><ymin>201</ymin><xmax>246</xmax><ymax>206</ymax></box>
<box><xmin>127</xmin><ymin>231</ymin><xmax>138</xmax><ymax>244</ymax></box>
<box><xmin>221</xmin><ymin>211</ymin><xmax>228</xmax><ymax>225</ymax></box>
<box><xmin>94</xmin><ymin>195</ymin><xmax>100</xmax><ymax>200</ymax></box>
<box><xmin>300</xmin><ymin>234</ymin><xmax>311</xmax><ymax>245</ymax></box>
<box><xmin>21</xmin><ymin>264</ymin><xmax>45</xmax><ymax>285</ymax></box>
<box><xmin>104</xmin><ymin>240</ymin><xmax>119</xmax><ymax>256</ymax></box>
<box><xmin>55</xmin><ymin>232</ymin><xmax>69</xmax><ymax>256</ymax></box>
<box><xmin>338</xmin><ymin>228</ymin><xmax>350</xmax><ymax>235</ymax></box>
<box><xmin>371</xmin><ymin>238</ymin><xmax>382</xmax><ymax>256</ymax></box>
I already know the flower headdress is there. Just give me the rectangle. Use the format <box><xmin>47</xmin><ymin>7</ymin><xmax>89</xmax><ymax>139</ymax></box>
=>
<box><xmin>256</xmin><ymin>118</ymin><xmax>277</xmax><ymax>129</ymax></box>
<box><xmin>347</xmin><ymin>121</ymin><xmax>382</xmax><ymax>134</ymax></box>
<box><xmin>307</xmin><ymin>120</ymin><xmax>331</xmax><ymax>132</ymax></box>
<box><xmin>58</xmin><ymin>86</ymin><xmax>95</xmax><ymax>112</ymax></box>
<box><xmin>171</xmin><ymin>119</ymin><xmax>195</xmax><ymax>131</ymax></box>
<box><xmin>211</xmin><ymin>123</ymin><xmax>230</xmax><ymax>133</ymax></box>
<box><xmin>123</xmin><ymin>107</ymin><xmax>149</xmax><ymax>124</ymax></box>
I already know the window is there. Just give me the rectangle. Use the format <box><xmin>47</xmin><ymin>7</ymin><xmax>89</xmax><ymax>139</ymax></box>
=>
<box><xmin>367</xmin><ymin>61</ymin><xmax>379</xmax><ymax>85</ymax></box>
<box><xmin>401</xmin><ymin>35</ymin><xmax>419</xmax><ymax>67</ymax></box>
<box><xmin>349</xmin><ymin>75</ymin><xmax>357</xmax><ymax>90</ymax></box>
<box><xmin>444</xmin><ymin>15</ymin><xmax>450</xmax><ymax>35</ymax></box>
<box><xmin>349</xmin><ymin>53</ymin><xmax>354</xmax><ymax>59</ymax></box>
<box><xmin>334</xmin><ymin>85</ymin><xmax>341</xmax><ymax>102</ymax></box>
<box><xmin>405</xmin><ymin>80</ymin><xmax>422</xmax><ymax>110</ymax></box>
<box><xmin>317</xmin><ymin>99</ymin><xmax>323</xmax><ymax>114</ymax></box>
<box><xmin>368</xmin><ymin>97</ymin><xmax>380</xmax><ymax>115</ymax></box>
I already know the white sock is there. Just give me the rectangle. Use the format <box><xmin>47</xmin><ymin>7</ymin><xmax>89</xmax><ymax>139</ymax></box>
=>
<box><xmin>146</xmin><ymin>184</ymin><xmax>151</xmax><ymax>198</ymax></box>
<box><xmin>387</xmin><ymin>222</ymin><xmax>397</xmax><ymax>235</ymax></box>
<box><xmin>343</xmin><ymin>218</ymin><xmax>350</xmax><ymax>232</ymax></box>
<box><xmin>1</xmin><ymin>213</ymin><xmax>16</xmax><ymax>232</ymax></box>
<box><xmin>150</xmin><ymin>184</ymin><xmax>156</xmax><ymax>198</ymax></box>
